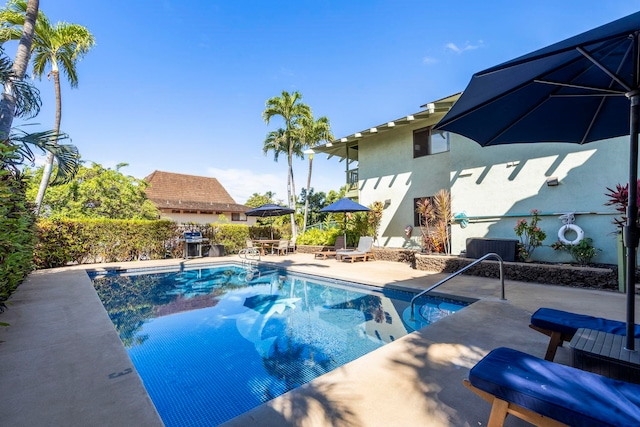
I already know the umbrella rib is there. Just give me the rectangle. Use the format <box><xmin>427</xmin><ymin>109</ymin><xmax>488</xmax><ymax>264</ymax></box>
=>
<box><xmin>580</xmin><ymin>97</ymin><xmax>606</xmax><ymax>144</ymax></box>
<box><xmin>534</xmin><ymin>79</ymin><xmax>625</xmax><ymax>95</ymax></box>
<box><xmin>576</xmin><ymin>46</ymin><xmax>632</xmax><ymax>91</ymax></box>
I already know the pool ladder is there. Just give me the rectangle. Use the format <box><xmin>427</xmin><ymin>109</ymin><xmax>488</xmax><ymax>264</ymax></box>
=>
<box><xmin>409</xmin><ymin>252</ymin><xmax>505</xmax><ymax>322</ymax></box>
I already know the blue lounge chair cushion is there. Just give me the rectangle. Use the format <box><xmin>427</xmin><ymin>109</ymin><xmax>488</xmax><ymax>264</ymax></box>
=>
<box><xmin>531</xmin><ymin>307</ymin><xmax>640</xmax><ymax>337</ymax></box>
<box><xmin>469</xmin><ymin>347</ymin><xmax>640</xmax><ymax>427</ymax></box>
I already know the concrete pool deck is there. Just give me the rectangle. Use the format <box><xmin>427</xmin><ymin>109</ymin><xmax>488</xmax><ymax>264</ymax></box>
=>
<box><xmin>1</xmin><ymin>254</ymin><xmax>637</xmax><ymax>426</ymax></box>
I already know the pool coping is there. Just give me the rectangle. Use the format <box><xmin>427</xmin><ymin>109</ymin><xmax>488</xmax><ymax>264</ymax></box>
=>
<box><xmin>1</xmin><ymin>254</ymin><xmax>637</xmax><ymax>426</ymax></box>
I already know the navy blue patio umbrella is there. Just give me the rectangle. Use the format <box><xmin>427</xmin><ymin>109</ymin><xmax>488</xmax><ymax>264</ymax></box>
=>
<box><xmin>435</xmin><ymin>11</ymin><xmax>640</xmax><ymax>349</ymax></box>
<box><xmin>245</xmin><ymin>204</ymin><xmax>295</xmax><ymax>238</ymax></box>
<box><xmin>320</xmin><ymin>198</ymin><xmax>370</xmax><ymax>246</ymax></box>
<box><xmin>245</xmin><ymin>204</ymin><xmax>295</xmax><ymax>218</ymax></box>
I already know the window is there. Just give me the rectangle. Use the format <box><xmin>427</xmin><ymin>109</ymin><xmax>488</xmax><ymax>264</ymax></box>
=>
<box><xmin>232</xmin><ymin>213</ymin><xmax>246</xmax><ymax>221</ymax></box>
<box><xmin>413</xmin><ymin>127</ymin><xmax>449</xmax><ymax>158</ymax></box>
<box><xmin>414</xmin><ymin>196</ymin><xmax>434</xmax><ymax>227</ymax></box>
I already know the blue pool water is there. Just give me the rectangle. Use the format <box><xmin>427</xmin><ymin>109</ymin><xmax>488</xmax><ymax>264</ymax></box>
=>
<box><xmin>91</xmin><ymin>263</ymin><xmax>471</xmax><ymax>426</ymax></box>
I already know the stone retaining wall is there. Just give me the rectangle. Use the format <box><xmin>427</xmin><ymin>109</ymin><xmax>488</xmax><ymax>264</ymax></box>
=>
<box><xmin>298</xmin><ymin>246</ymin><xmax>620</xmax><ymax>291</ymax></box>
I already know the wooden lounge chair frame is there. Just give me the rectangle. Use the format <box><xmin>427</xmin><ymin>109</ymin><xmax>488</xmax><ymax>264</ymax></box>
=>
<box><xmin>313</xmin><ymin>236</ymin><xmax>345</xmax><ymax>259</ymax></box>
<box><xmin>463</xmin><ymin>379</ymin><xmax>567</xmax><ymax>427</ymax></box>
<box><xmin>529</xmin><ymin>307</ymin><xmax>640</xmax><ymax>361</ymax></box>
<box><xmin>337</xmin><ymin>236</ymin><xmax>374</xmax><ymax>263</ymax></box>
<box><xmin>464</xmin><ymin>346</ymin><xmax>640</xmax><ymax>427</ymax></box>
<box><xmin>528</xmin><ymin>323</ymin><xmax>572</xmax><ymax>361</ymax></box>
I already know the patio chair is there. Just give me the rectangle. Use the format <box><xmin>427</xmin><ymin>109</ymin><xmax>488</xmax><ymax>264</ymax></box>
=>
<box><xmin>337</xmin><ymin>236</ymin><xmax>374</xmax><ymax>263</ymax></box>
<box><xmin>529</xmin><ymin>307</ymin><xmax>640</xmax><ymax>361</ymax></box>
<box><xmin>275</xmin><ymin>239</ymin><xmax>289</xmax><ymax>256</ymax></box>
<box><xmin>312</xmin><ymin>236</ymin><xmax>346</xmax><ymax>259</ymax></box>
<box><xmin>287</xmin><ymin>239</ymin><xmax>296</xmax><ymax>254</ymax></box>
<box><xmin>464</xmin><ymin>347</ymin><xmax>640</xmax><ymax>427</ymax></box>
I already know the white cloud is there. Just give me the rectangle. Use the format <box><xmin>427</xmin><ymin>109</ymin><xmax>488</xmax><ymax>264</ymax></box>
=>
<box><xmin>207</xmin><ymin>167</ymin><xmax>286</xmax><ymax>205</ymax></box>
<box><xmin>445</xmin><ymin>40</ymin><xmax>484</xmax><ymax>54</ymax></box>
<box><xmin>422</xmin><ymin>56</ymin><xmax>438</xmax><ymax>64</ymax></box>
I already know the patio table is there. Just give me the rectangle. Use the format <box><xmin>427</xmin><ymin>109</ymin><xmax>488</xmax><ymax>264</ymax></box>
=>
<box><xmin>252</xmin><ymin>239</ymin><xmax>279</xmax><ymax>256</ymax></box>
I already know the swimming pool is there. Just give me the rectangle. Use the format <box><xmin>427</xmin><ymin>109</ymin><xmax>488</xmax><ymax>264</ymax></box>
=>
<box><xmin>91</xmin><ymin>263</ymin><xmax>472</xmax><ymax>426</ymax></box>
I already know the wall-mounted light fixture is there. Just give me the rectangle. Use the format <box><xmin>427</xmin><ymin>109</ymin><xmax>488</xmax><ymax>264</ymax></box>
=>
<box><xmin>546</xmin><ymin>176</ymin><xmax>559</xmax><ymax>186</ymax></box>
<box><xmin>384</xmin><ymin>199</ymin><xmax>391</xmax><ymax>207</ymax></box>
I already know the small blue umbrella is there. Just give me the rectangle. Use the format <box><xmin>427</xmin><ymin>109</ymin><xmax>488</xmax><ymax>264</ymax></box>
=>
<box><xmin>320</xmin><ymin>198</ymin><xmax>370</xmax><ymax>246</ymax></box>
<box><xmin>245</xmin><ymin>204</ymin><xmax>295</xmax><ymax>239</ymax></box>
<box><xmin>245</xmin><ymin>204</ymin><xmax>295</xmax><ymax>217</ymax></box>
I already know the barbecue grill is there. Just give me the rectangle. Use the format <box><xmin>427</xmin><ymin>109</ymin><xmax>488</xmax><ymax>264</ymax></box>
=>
<box><xmin>182</xmin><ymin>231</ymin><xmax>209</xmax><ymax>259</ymax></box>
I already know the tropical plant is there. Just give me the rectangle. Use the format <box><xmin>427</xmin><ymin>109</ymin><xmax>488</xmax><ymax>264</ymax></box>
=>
<box><xmin>0</xmin><ymin>0</ymin><xmax>96</xmax><ymax>214</ymax></box>
<box><xmin>300</xmin><ymin>115</ymin><xmax>333</xmax><ymax>231</ymax></box>
<box><xmin>245</xmin><ymin>191</ymin><xmax>276</xmax><ymax>208</ymax></box>
<box><xmin>299</xmin><ymin>187</ymin><xmax>327</xmax><ymax>228</ymax></box>
<box><xmin>416</xmin><ymin>189</ymin><xmax>452</xmax><ymax>254</ymax></box>
<box><xmin>0</xmin><ymin>144</ymin><xmax>36</xmax><ymax>315</ymax></box>
<box><xmin>514</xmin><ymin>209</ymin><xmax>546</xmax><ymax>261</ymax></box>
<box><xmin>367</xmin><ymin>201</ymin><xmax>384</xmax><ymax>243</ymax></box>
<box><xmin>4</xmin><ymin>127</ymin><xmax>78</xmax><ymax>183</ymax></box>
<box><xmin>25</xmin><ymin>162</ymin><xmax>158</xmax><ymax>220</ymax></box>
<box><xmin>551</xmin><ymin>237</ymin><xmax>600</xmax><ymax>266</ymax></box>
<box><xmin>604</xmin><ymin>180</ymin><xmax>640</xmax><ymax>228</ymax></box>
<box><xmin>0</xmin><ymin>0</ymin><xmax>38</xmax><ymax>139</ymax></box>
<box><xmin>262</xmin><ymin>90</ymin><xmax>312</xmax><ymax>240</ymax></box>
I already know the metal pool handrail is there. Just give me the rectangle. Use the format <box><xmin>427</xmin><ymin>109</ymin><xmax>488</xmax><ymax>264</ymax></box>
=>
<box><xmin>409</xmin><ymin>252</ymin><xmax>505</xmax><ymax>321</ymax></box>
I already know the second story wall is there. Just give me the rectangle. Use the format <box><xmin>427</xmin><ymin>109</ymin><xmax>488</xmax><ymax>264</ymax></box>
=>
<box><xmin>449</xmin><ymin>134</ymin><xmax>627</xmax><ymax>264</ymax></box>
<box><xmin>358</xmin><ymin>121</ymin><xmax>451</xmax><ymax>248</ymax></box>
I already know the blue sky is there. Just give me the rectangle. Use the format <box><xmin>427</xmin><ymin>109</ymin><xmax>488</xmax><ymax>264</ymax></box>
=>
<box><xmin>11</xmin><ymin>0</ymin><xmax>640</xmax><ymax>204</ymax></box>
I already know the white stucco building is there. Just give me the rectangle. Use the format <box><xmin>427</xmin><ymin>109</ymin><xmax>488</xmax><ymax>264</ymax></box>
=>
<box><xmin>314</xmin><ymin>93</ymin><xmax>627</xmax><ymax>265</ymax></box>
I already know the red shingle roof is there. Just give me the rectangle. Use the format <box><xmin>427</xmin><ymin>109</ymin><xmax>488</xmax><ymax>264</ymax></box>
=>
<box><xmin>144</xmin><ymin>171</ymin><xmax>248</xmax><ymax>213</ymax></box>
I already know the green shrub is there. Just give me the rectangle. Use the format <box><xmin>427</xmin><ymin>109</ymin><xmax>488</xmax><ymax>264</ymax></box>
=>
<box><xmin>296</xmin><ymin>228</ymin><xmax>341</xmax><ymax>245</ymax></box>
<box><xmin>0</xmin><ymin>145</ymin><xmax>36</xmax><ymax>312</ymax></box>
<box><xmin>35</xmin><ymin>218</ymin><xmax>178</xmax><ymax>268</ymax></box>
<box><xmin>551</xmin><ymin>237</ymin><xmax>600</xmax><ymax>266</ymax></box>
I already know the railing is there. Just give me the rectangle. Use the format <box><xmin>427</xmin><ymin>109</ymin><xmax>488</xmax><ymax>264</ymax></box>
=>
<box><xmin>409</xmin><ymin>252</ymin><xmax>505</xmax><ymax>322</ymax></box>
<box><xmin>347</xmin><ymin>168</ymin><xmax>358</xmax><ymax>189</ymax></box>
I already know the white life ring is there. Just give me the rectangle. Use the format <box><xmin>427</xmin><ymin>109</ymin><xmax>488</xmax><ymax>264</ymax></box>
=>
<box><xmin>557</xmin><ymin>224</ymin><xmax>585</xmax><ymax>245</ymax></box>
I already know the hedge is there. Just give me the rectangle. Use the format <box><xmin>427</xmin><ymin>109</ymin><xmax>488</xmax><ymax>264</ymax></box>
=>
<box><xmin>32</xmin><ymin>220</ymin><xmax>282</xmax><ymax>269</ymax></box>
<box><xmin>0</xmin><ymin>146</ymin><xmax>37</xmax><ymax>313</ymax></box>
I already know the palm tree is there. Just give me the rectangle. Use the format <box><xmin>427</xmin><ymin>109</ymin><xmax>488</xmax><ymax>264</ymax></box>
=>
<box><xmin>0</xmin><ymin>48</ymin><xmax>78</xmax><ymax>182</ymax></box>
<box><xmin>0</xmin><ymin>0</ymin><xmax>38</xmax><ymax>139</ymax></box>
<box><xmin>300</xmin><ymin>115</ymin><xmax>333</xmax><ymax>232</ymax></box>
<box><xmin>0</xmin><ymin>0</ymin><xmax>95</xmax><ymax>214</ymax></box>
<box><xmin>262</xmin><ymin>91</ymin><xmax>311</xmax><ymax>240</ymax></box>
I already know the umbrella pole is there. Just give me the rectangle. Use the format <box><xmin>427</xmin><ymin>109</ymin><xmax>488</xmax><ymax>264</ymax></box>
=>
<box><xmin>343</xmin><ymin>215</ymin><xmax>347</xmax><ymax>248</ymax></box>
<box><xmin>626</xmin><ymin>89</ymin><xmax>640</xmax><ymax>350</ymax></box>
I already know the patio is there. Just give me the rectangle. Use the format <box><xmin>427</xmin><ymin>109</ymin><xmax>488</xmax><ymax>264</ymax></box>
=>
<box><xmin>1</xmin><ymin>254</ymin><xmax>637</xmax><ymax>426</ymax></box>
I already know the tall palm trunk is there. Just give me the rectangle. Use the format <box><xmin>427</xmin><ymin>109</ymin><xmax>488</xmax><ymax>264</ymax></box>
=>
<box><xmin>303</xmin><ymin>153</ymin><xmax>313</xmax><ymax>232</ymax></box>
<box><xmin>0</xmin><ymin>0</ymin><xmax>38</xmax><ymax>140</ymax></box>
<box><xmin>287</xmin><ymin>144</ymin><xmax>297</xmax><ymax>240</ymax></box>
<box><xmin>34</xmin><ymin>66</ymin><xmax>62</xmax><ymax>214</ymax></box>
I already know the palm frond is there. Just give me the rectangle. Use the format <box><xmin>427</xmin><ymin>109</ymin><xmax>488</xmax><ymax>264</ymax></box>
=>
<box><xmin>11</xmin><ymin>129</ymin><xmax>80</xmax><ymax>184</ymax></box>
<box><xmin>0</xmin><ymin>51</ymin><xmax>41</xmax><ymax>118</ymax></box>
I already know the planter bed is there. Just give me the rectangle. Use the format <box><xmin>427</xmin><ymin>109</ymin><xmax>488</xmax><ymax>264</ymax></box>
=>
<box><xmin>299</xmin><ymin>246</ymin><xmax>624</xmax><ymax>291</ymax></box>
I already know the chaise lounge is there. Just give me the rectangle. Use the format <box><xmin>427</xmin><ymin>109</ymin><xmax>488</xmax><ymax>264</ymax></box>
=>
<box><xmin>312</xmin><ymin>236</ymin><xmax>346</xmax><ymax>260</ymax></box>
<box><xmin>465</xmin><ymin>347</ymin><xmax>640</xmax><ymax>427</ymax></box>
<box><xmin>529</xmin><ymin>307</ymin><xmax>640</xmax><ymax>361</ymax></box>
<box><xmin>336</xmin><ymin>236</ymin><xmax>374</xmax><ymax>263</ymax></box>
